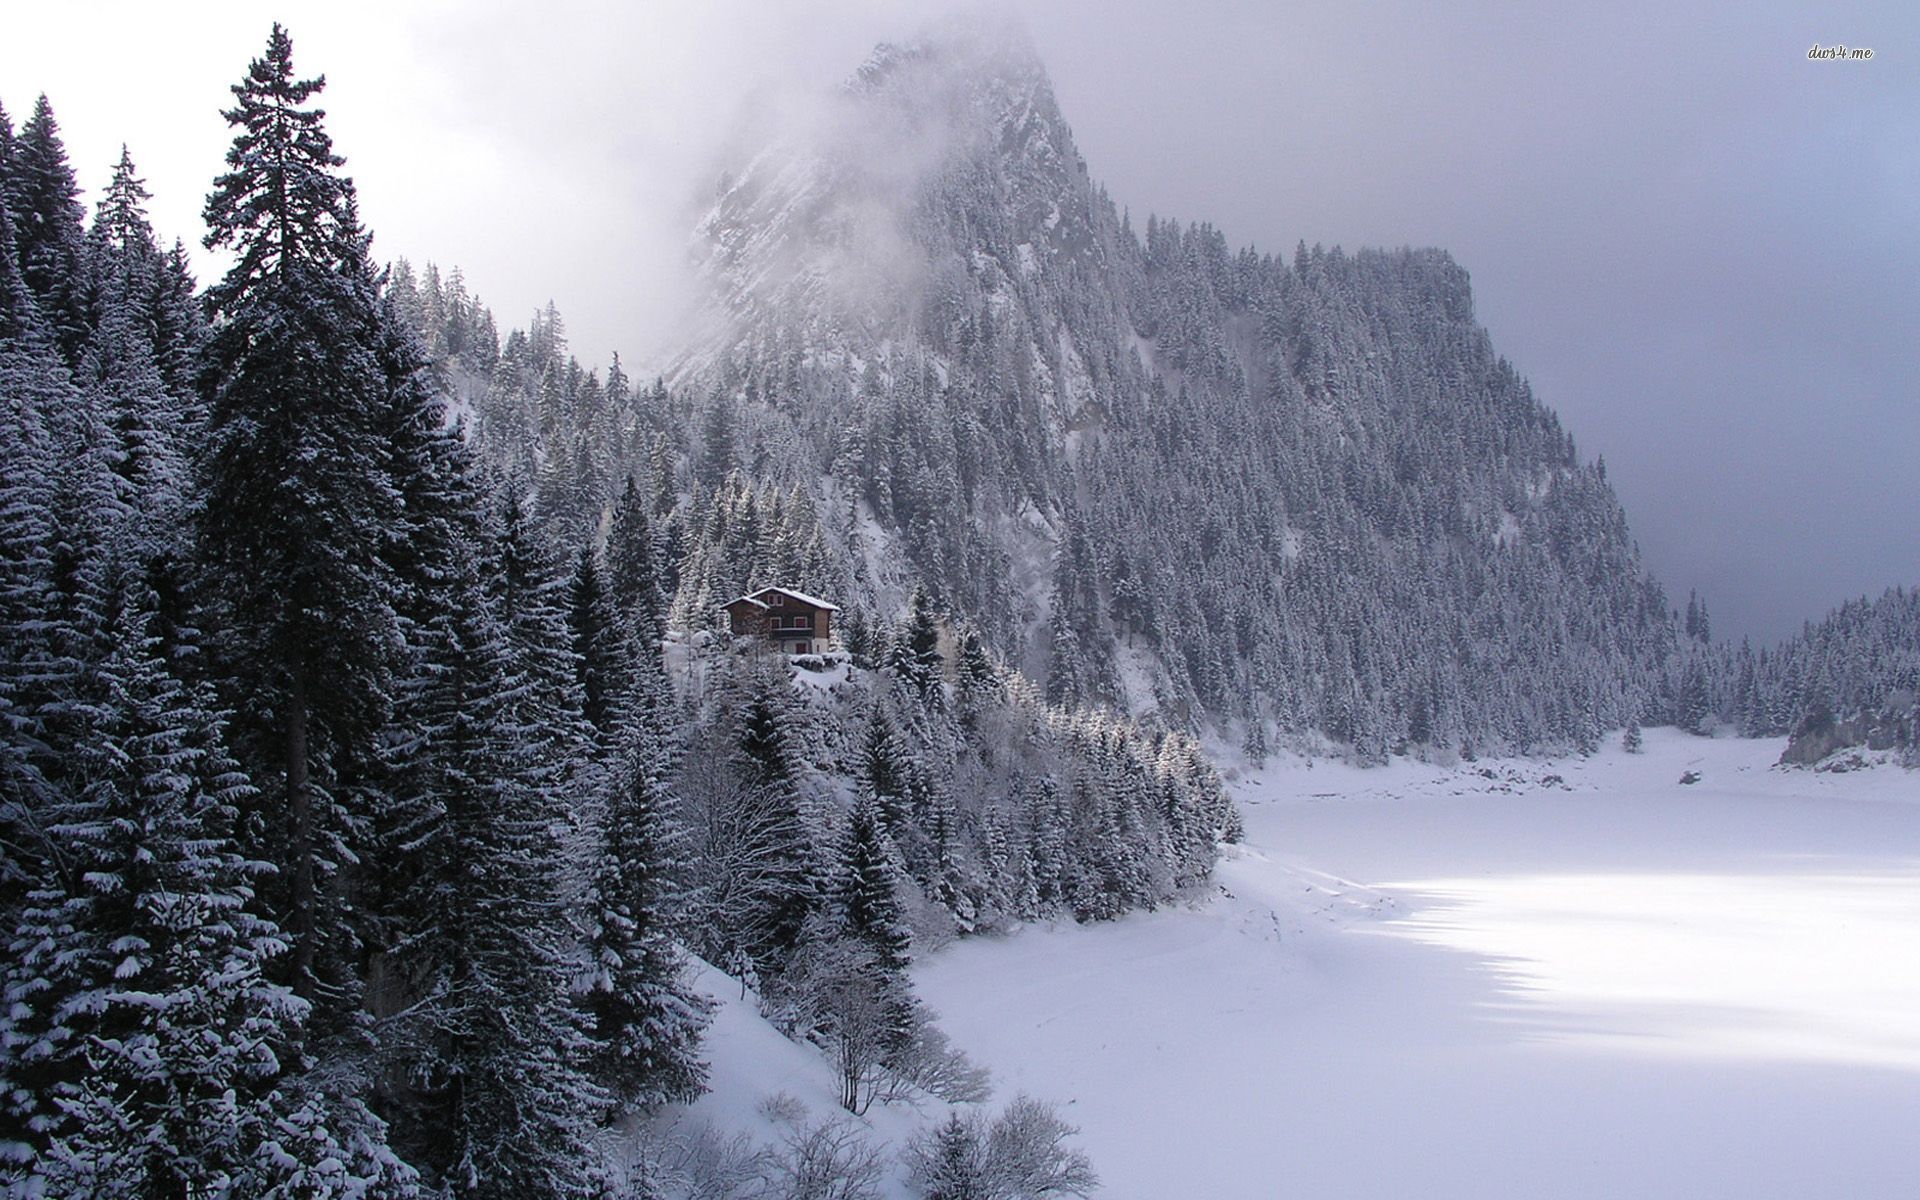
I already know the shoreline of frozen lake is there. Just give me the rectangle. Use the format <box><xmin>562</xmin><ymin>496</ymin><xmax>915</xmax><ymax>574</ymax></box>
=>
<box><xmin>916</xmin><ymin>730</ymin><xmax>1920</xmax><ymax>1199</ymax></box>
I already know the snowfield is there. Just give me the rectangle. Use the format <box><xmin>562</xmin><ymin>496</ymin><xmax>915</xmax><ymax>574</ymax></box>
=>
<box><xmin>916</xmin><ymin>730</ymin><xmax>1920</xmax><ymax>1199</ymax></box>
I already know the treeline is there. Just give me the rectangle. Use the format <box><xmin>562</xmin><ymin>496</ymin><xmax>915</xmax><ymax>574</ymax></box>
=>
<box><xmin>1664</xmin><ymin>587</ymin><xmax>1920</xmax><ymax>762</ymax></box>
<box><xmin>396</xmin><ymin>236</ymin><xmax>1908</xmax><ymax>773</ymax></box>
<box><xmin>676</xmin><ymin>592</ymin><xmax>1233</xmax><ymax>960</ymax></box>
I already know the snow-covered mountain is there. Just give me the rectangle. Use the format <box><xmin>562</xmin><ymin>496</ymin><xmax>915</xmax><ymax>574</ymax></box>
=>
<box><xmin>686</xmin><ymin>28</ymin><xmax>1099</xmax><ymax>372</ymax></box>
<box><xmin>650</xmin><ymin>26</ymin><xmax>1674</xmax><ymax>757</ymax></box>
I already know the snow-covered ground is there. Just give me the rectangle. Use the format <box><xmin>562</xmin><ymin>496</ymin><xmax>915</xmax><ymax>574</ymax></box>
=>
<box><xmin>916</xmin><ymin>730</ymin><xmax>1920</xmax><ymax>1198</ymax></box>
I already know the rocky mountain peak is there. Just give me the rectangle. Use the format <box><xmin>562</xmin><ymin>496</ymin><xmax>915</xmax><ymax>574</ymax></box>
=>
<box><xmin>683</xmin><ymin>24</ymin><xmax>1099</xmax><ymax>377</ymax></box>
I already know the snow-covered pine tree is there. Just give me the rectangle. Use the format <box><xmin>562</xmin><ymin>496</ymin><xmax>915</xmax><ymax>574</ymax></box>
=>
<box><xmin>953</xmin><ymin>624</ymin><xmax>998</xmax><ymax>730</ymax></box>
<box><xmin>576</xmin><ymin>734</ymin><xmax>711</xmax><ymax>1120</ymax></box>
<box><xmin>858</xmin><ymin>700</ymin><xmax>913</xmax><ymax>840</ymax></box>
<box><xmin>728</xmin><ymin>660</ymin><xmax>820</xmax><ymax>970</ymax></box>
<box><xmin>0</xmin><ymin>198</ymin><xmax>65</xmax><ymax>928</ymax></box>
<box><xmin>603</xmin><ymin>473</ymin><xmax>675</xmax><ymax>741</ymax></box>
<box><xmin>0</xmin><ymin>581</ymin><xmax>409</xmax><ymax>1197</ymax></box>
<box><xmin>375</xmin><ymin>524</ymin><xmax>603</xmax><ymax>1198</ymax></box>
<box><xmin>78</xmin><ymin>171</ymin><xmax>194</xmax><ymax>570</ymax></box>
<box><xmin>1018</xmin><ymin>775</ymin><xmax>1060</xmax><ymax>914</ymax></box>
<box><xmin>86</xmin><ymin>147</ymin><xmax>158</xmax><ymax>321</ymax></box>
<box><xmin>607</xmin><ymin>473</ymin><xmax>666</xmax><ymax>644</ymax></box>
<box><xmin>145</xmin><ymin>238</ymin><xmax>206</xmax><ymax>403</ymax></box>
<box><xmin>837</xmin><ymin>794</ymin><xmax>912</xmax><ymax>977</ymax></box>
<box><xmin>890</xmin><ymin>587</ymin><xmax>946</xmax><ymax>711</ymax></box>
<box><xmin>908</xmin><ymin>1111</ymin><xmax>990</xmax><ymax>1200</ymax></box>
<box><xmin>361</xmin><ymin>269</ymin><xmax>496</xmax><ymax>1001</ymax></box>
<box><xmin>493</xmin><ymin>481</ymin><xmax>596</xmax><ymax>780</ymax></box>
<box><xmin>9</xmin><ymin>96</ymin><xmax>90</xmax><ymax>367</ymax></box>
<box><xmin>567</xmin><ymin>543</ymin><xmax>629</xmax><ymax>738</ymax></box>
<box><xmin>736</xmin><ymin>664</ymin><xmax>798</xmax><ymax>787</ymax></box>
<box><xmin>197</xmin><ymin>23</ymin><xmax>403</xmax><ymax>1004</ymax></box>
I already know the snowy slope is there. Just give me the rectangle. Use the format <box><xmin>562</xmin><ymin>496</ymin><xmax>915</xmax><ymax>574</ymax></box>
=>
<box><xmin>637</xmin><ymin>959</ymin><xmax>938</xmax><ymax>1199</ymax></box>
<box><xmin>916</xmin><ymin>730</ymin><xmax>1920</xmax><ymax>1199</ymax></box>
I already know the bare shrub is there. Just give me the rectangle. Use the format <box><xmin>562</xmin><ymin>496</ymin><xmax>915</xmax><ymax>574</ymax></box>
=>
<box><xmin>905</xmin><ymin>1096</ymin><xmax>1097</xmax><ymax>1200</ymax></box>
<box><xmin>758</xmin><ymin>1098</ymin><xmax>886</xmax><ymax>1200</ymax></box>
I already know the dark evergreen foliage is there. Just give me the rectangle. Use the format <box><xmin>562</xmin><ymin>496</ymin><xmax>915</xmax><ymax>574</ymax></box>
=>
<box><xmin>568</xmin><ymin>543</ymin><xmax>627</xmax><ymax>736</ymax></box>
<box><xmin>198</xmin><ymin>24</ymin><xmax>405</xmax><ymax>1004</ymax></box>
<box><xmin>3</xmin><ymin>27</ymin><xmax>717</xmax><ymax>1195</ymax></box>
<box><xmin>838</xmin><ymin>796</ymin><xmax>912</xmax><ymax>976</ymax></box>
<box><xmin>10</xmin><ymin>96</ymin><xmax>90</xmax><ymax>366</ymax></box>
<box><xmin>374</xmin><ymin>522</ymin><xmax>604</xmax><ymax>1198</ymax></box>
<box><xmin>1</xmin><ymin>581</ymin><xmax>408</xmax><ymax>1197</ymax></box>
<box><xmin>577</xmin><ymin>739</ymin><xmax>712</xmax><ymax>1119</ymax></box>
<box><xmin>890</xmin><ymin>588</ymin><xmax>946</xmax><ymax>710</ymax></box>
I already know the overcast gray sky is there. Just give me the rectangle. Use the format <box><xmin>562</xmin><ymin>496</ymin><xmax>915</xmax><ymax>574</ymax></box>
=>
<box><xmin>5</xmin><ymin>1</ymin><xmax>1914</xmax><ymax>643</ymax></box>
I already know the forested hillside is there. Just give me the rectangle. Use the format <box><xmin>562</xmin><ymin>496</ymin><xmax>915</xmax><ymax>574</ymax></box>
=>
<box><xmin>447</xmin><ymin>30</ymin><xmax>1678</xmax><ymax>760</ymax></box>
<box><xmin>1666</xmin><ymin>587</ymin><xmax>1920</xmax><ymax>764</ymax></box>
<box><xmin>409</xmin><ymin>29</ymin><xmax>1914</xmax><ymax>775</ymax></box>
<box><xmin>0</xmin><ymin>28</ymin><xmax>1223</xmax><ymax>1196</ymax></box>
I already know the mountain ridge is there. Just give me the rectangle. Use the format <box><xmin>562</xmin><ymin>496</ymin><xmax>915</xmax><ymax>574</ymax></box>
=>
<box><xmin>450</xmin><ymin>31</ymin><xmax>1680</xmax><ymax>758</ymax></box>
<box><xmin>642</xmin><ymin>32</ymin><xmax>1675</xmax><ymax>755</ymax></box>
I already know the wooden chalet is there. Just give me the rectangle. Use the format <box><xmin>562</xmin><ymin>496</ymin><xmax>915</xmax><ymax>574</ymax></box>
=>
<box><xmin>721</xmin><ymin>586</ymin><xmax>840</xmax><ymax>655</ymax></box>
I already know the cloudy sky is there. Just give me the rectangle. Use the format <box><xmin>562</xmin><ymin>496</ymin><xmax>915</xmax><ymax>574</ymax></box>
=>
<box><xmin>4</xmin><ymin>1</ymin><xmax>1913</xmax><ymax>642</ymax></box>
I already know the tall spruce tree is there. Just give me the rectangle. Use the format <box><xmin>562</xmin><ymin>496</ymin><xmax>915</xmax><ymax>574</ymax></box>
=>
<box><xmin>87</xmin><ymin>147</ymin><xmax>159</xmax><ymax>320</ymax></box>
<box><xmin>713</xmin><ymin>660</ymin><xmax>819</xmax><ymax>970</ymax></box>
<box><xmin>147</xmin><ymin>240</ymin><xmax>206</xmax><ymax>401</ymax></box>
<box><xmin>0</xmin><ymin>196</ymin><xmax>63</xmax><ymax>843</ymax></box>
<box><xmin>198</xmin><ymin>23</ymin><xmax>402</xmax><ymax>1003</ymax></box>
<box><xmin>606</xmin><ymin>474</ymin><xmax>666</xmax><ymax>647</ymax></box>
<box><xmin>890</xmin><ymin>587</ymin><xmax>945</xmax><ymax>710</ymax></box>
<box><xmin>10</xmin><ymin>96</ymin><xmax>89</xmax><ymax>366</ymax></box>
<box><xmin>603</xmin><ymin>473</ymin><xmax>675</xmax><ymax>746</ymax></box>
<box><xmin>567</xmin><ymin>543</ymin><xmax>629</xmax><ymax>738</ymax></box>
<box><xmin>858</xmin><ymin>701</ymin><xmax>912</xmax><ymax>838</ymax></box>
<box><xmin>81</xmin><ymin>174</ymin><xmax>189</xmax><ymax>548</ymax></box>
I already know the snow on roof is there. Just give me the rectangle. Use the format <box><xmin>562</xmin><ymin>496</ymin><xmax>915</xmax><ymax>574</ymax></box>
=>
<box><xmin>722</xmin><ymin>595</ymin><xmax>768</xmax><ymax>610</ymax></box>
<box><xmin>746</xmin><ymin>586</ymin><xmax>841</xmax><ymax>612</ymax></box>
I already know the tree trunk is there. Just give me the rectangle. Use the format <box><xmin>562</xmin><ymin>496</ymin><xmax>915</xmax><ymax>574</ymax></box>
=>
<box><xmin>288</xmin><ymin>669</ymin><xmax>316</xmax><ymax>994</ymax></box>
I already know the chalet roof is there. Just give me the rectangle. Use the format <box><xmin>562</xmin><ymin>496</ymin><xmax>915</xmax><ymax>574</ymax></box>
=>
<box><xmin>720</xmin><ymin>587</ymin><xmax>842</xmax><ymax>614</ymax></box>
<box><xmin>744</xmin><ymin>586</ymin><xmax>841</xmax><ymax>612</ymax></box>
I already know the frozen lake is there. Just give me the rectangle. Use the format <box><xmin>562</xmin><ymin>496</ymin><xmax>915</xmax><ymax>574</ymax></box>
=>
<box><xmin>917</xmin><ymin>732</ymin><xmax>1920</xmax><ymax>1199</ymax></box>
